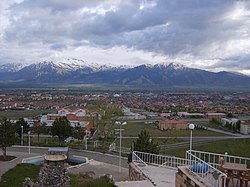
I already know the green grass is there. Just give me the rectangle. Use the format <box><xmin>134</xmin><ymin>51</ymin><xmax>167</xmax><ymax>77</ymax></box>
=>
<box><xmin>0</xmin><ymin>156</ymin><xmax>16</xmax><ymax>161</ymax></box>
<box><xmin>116</xmin><ymin>137</ymin><xmax>183</xmax><ymax>148</ymax></box>
<box><xmin>119</xmin><ymin>122</ymin><xmax>226</xmax><ymax>137</ymax></box>
<box><xmin>166</xmin><ymin>138</ymin><xmax>250</xmax><ymax>159</ymax></box>
<box><xmin>0</xmin><ymin>109</ymin><xmax>56</xmax><ymax>119</ymax></box>
<box><xmin>70</xmin><ymin>174</ymin><xmax>117</xmax><ymax>187</ymax></box>
<box><xmin>0</xmin><ymin>164</ymin><xmax>41</xmax><ymax>187</ymax></box>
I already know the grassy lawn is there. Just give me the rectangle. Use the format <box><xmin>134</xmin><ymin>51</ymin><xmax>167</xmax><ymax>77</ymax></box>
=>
<box><xmin>0</xmin><ymin>155</ymin><xmax>17</xmax><ymax>161</ymax></box>
<box><xmin>166</xmin><ymin>138</ymin><xmax>250</xmax><ymax>159</ymax></box>
<box><xmin>0</xmin><ymin>164</ymin><xmax>41</xmax><ymax>187</ymax></box>
<box><xmin>119</xmin><ymin>122</ymin><xmax>226</xmax><ymax>137</ymax></box>
<box><xmin>0</xmin><ymin>109</ymin><xmax>56</xmax><ymax>119</ymax></box>
<box><xmin>117</xmin><ymin>137</ymin><xmax>184</xmax><ymax>148</ymax></box>
<box><xmin>70</xmin><ymin>174</ymin><xmax>117</xmax><ymax>187</ymax></box>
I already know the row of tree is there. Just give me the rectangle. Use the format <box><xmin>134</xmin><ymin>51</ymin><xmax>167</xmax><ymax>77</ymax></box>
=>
<box><xmin>0</xmin><ymin>116</ymin><xmax>74</xmax><ymax>160</ymax></box>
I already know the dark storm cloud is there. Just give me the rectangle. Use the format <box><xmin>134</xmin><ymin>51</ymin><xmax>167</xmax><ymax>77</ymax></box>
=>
<box><xmin>209</xmin><ymin>54</ymin><xmax>250</xmax><ymax>70</ymax></box>
<box><xmin>1</xmin><ymin>0</ymin><xmax>250</xmax><ymax>72</ymax></box>
<box><xmin>4</xmin><ymin>0</ymin><xmax>241</xmax><ymax>54</ymax></box>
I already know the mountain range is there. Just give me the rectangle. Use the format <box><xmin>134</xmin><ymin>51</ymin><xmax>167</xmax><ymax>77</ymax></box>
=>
<box><xmin>0</xmin><ymin>58</ymin><xmax>250</xmax><ymax>89</ymax></box>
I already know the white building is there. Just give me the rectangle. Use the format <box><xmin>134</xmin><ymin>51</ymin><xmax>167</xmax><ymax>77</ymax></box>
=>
<box><xmin>221</xmin><ymin>118</ymin><xmax>239</xmax><ymax>126</ymax></box>
<box><xmin>240</xmin><ymin>121</ymin><xmax>250</xmax><ymax>135</ymax></box>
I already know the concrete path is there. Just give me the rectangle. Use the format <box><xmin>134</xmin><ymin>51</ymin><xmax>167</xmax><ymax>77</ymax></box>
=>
<box><xmin>68</xmin><ymin>160</ymin><xmax>129</xmax><ymax>182</ymax></box>
<box><xmin>116</xmin><ymin>180</ymin><xmax>154</xmax><ymax>187</ymax></box>
<box><xmin>138</xmin><ymin>165</ymin><xmax>177</xmax><ymax>187</ymax></box>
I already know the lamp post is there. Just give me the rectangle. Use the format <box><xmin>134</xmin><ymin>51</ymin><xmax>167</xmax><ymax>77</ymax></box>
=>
<box><xmin>189</xmin><ymin>124</ymin><xmax>195</xmax><ymax>151</ymax></box>
<box><xmin>21</xmin><ymin>126</ymin><xmax>23</xmax><ymax>146</ymax></box>
<box><xmin>85</xmin><ymin>130</ymin><xmax>88</xmax><ymax>150</ymax></box>
<box><xmin>28</xmin><ymin>131</ymin><xmax>31</xmax><ymax>154</ymax></box>
<box><xmin>115</xmin><ymin>121</ymin><xmax>126</xmax><ymax>173</ymax></box>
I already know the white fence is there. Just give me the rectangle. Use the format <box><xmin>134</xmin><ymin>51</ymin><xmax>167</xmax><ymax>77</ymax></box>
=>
<box><xmin>186</xmin><ymin>150</ymin><xmax>227</xmax><ymax>187</ymax></box>
<box><xmin>109</xmin><ymin>138</ymin><xmax>130</xmax><ymax>154</ymax></box>
<box><xmin>132</xmin><ymin>151</ymin><xmax>188</xmax><ymax>169</ymax></box>
<box><xmin>188</xmin><ymin>150</ymin><xmax>250</xmax><ymax>168</ymax></box>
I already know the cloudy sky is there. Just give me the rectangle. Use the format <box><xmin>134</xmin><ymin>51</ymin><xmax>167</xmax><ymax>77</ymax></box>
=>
<box><xmin>0</xmin><ymin>0</ymin><xmax>250</xmax><ymax>74</ymax></box>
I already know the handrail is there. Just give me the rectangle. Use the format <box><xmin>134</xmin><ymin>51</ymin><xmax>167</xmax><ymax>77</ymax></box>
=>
<box><xmin>186</xmin><ymin>150</ymin><xmax>227</xmax><ymax>187</ymax></box>
<box><xmin>189</xmin><ymin>150</ymin><xmax>250</xmax><ymax>167</ymax></box>
<box><xmin>109</xmin><ymin>138</ymin><xmax>118</xmax><ymax>151</ymax></box>
<box><xmin>132</xmin><ymin>151</ymin><xmax>187</xmax><ymax>168</ymax></box>
<box><xmin>132</xmin><ymin>151</ymin><xmax>147</xmax><ymax>166</ymax></box>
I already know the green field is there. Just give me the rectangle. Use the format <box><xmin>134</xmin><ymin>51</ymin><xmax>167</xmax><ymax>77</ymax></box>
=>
<box><xmin>0</xmin><ymin>164</ymin><xmax>41</xmax><ymax>187</ymax></box>
<box><xmin>118</xmin><ymin>122</ymin><xmax>226</xmax><ymax>137</ymax></box>
<box><xmin>0</xmin><ymin>163</ymin><xmax>116</xmax><ymax>187</ymax></box>
<box><xmin>113</xmin><ymin>137</ymin><xmax>183</xmax><ymax>148</ymax></box>
<box><xmin>166</xmin><ymin>138</ymin><xmax>250</xmax><ymax>159</ymax></box>
<box><xmin>0</xmin><ymin>109</ymin><xmax>56</xmax><ymax>119</ymax></box>
<box><xmin>70</xmin><ymin>174</ymin><xmax>116</xmax><ymax>187</ymax></box>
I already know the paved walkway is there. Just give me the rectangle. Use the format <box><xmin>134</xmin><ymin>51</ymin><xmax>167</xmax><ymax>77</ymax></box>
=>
<box><xmin>69</xmin><ymin>160</ymin><xmax>129</xmax><ymax>182</ymax></box>
<box><xmin>135</xmin><ymin>163</ymin><xmax>177</xmax><ymax>187</ymax></box>
<box><xmin>116</xmin><ymin>180</ymin><xmax>154</xmax><ymax>187</ymax></box>
<box><xmin>0</xmin><ymin>151</ymin><xmax>40</xmax><ymax>179</ymax></box>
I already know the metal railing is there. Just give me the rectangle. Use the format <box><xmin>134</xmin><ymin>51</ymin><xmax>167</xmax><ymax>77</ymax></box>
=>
<box><xmin>132</xmin><ymin>151</ymin><xmax>188</xmax><ymax>169</ymax></box>
<box><xmin>132</xmin><ymin>151</ymin><xmax>147</xmax><ymax>167</ymax></box>
<box><xmin>109</xmin><ymin>138</ymin><xmax>131</xmax><ymax>154</ymax></box>
<box><xmin>188</xmin><ymin>150</ymin><xmax>250</xmax><ymax>168</ymax></box>
<box><xmin>186</xmin><ymin>150</ymin><xmax>227</xmax><ymax>187</ymax></box>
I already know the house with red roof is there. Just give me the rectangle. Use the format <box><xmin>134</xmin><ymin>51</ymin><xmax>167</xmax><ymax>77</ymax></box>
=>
<box><xmin>159</xmin><ymin>119</ymin><xmax>188</xmax><ymax>130</ymax></box>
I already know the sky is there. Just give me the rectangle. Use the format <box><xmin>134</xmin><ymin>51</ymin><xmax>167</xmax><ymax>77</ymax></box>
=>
<box><xmin>0</xmin><ymin>0</ymin><xmax>250</xmax><ymax>74</ymax></box>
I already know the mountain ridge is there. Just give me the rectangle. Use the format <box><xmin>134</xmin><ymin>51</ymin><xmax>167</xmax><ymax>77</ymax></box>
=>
<box><xmin>0</xmin><ymin>59</ymin><xmax>250</xmax><ymax>89</ymax></box>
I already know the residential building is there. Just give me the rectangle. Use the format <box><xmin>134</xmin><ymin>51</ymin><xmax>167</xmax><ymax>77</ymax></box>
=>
<box><xmin>205</xmin><ymin>113</ymin><xmax>226</xmax><ymax>119</ymax></box>
<box><xmin>240</xmin><ymin>121</ymin><xmax>250</xmax><ymax>135</ymax></box>
<box><xmin>41</xmin><ymin>108</ymin><xmax>96</xmax><ymax>131</ymax></box>
<box><xmin>159</xmin><ymin>119</ymin><xmax>188</xmax><ymax>130</ymax></box>
<box><xmin>177</xmin><ymin>112</ymin><xmax>204</xmax><ymax>118</ymax></box>
<box><xmin>221</xmin><ymin>118</ymin><xmax>239</xmax><ymax>126</ymax></box>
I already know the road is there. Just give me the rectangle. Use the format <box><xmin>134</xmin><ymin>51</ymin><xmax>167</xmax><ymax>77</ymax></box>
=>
<box><xmin>8</xmin><ymin>146</ymin><xmax>129</xmax><ymax>168</ymax></box>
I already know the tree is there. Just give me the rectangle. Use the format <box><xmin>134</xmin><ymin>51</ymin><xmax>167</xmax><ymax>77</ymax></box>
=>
<box><xmin>133</xmin><ymin>130</ymin><xmax>159</xmax><ymax>154</ymax></box>
<box><xmin>236</xmin><ymin>120</ymin><xmax>241</xmax><ymax>132</ymax></box>
<box><xmin>51</xmin><ymin>117</ymin><xmax>72</xmax><ymax>142</ymax></box>
<box><xmin>15</xmin><ymin>118</ymin><xmax>29</xmax><ymax>136</ymax></box>
<box><xmin>32</xmin><ymin>121</ymin><xmax>46</xmax><ymax>143</ymax></box>
<box><xmin>0</xmin><ymin>117</ymin><xmax>16</xmax><ymax>160</ymax></box>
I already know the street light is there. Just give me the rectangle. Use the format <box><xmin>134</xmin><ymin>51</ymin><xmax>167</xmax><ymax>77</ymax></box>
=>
<box><xmin>85</xmin><ymin>130</ymin><xmax>88</xmax><ymax>150</ymax></box>
<box><xmin>28</xmin><ymin>131</ymin><xmax>31</xmax><ymax>154</ymax></box>
<box><xmin>21</xmin><ymin>126</ymin><xmax>23</xmax><ymax>146</ymax></box>
<box><xmin>189</xmin><ymin>123</ymin><xmax>195</xmax><ymax>151</ymax></box>
<box><xmin>115</xmin><ymin>121</ymin><xmax>126</xmax><ymax>173</ymax></box>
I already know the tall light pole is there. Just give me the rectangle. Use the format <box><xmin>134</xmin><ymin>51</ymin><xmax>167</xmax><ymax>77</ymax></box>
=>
<box><xmin>28</xmin><ymin>131</ymin><xmax>31</xmax><ymax>154</ymax></box>
<box><xmin>21</xmin><ymin>126</ymin><xmax>23</xmax><ymax>146</ymax></box>
<box><xmin>189</xmin><ymin>124</ymin><xmax>195</xmax><ymax>151</ymax></box>
<box><xmin>115</xmin><ymin>121</ymin><xmax>126</xmax><ymax>173</ymax></box>
<box><xmin>85</xmin><ymin>129</ymin><xmax>88</xmax><ymax>150</ymax></box>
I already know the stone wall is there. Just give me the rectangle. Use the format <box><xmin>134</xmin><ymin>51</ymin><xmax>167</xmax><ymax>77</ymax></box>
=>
<box><xmin>129</xmin><ymin>163</ymin><xmax>146</xmax><ymax>181</ymax></box>
<box><xmin>176</xmin><ymin>166</ymin><xmax>207</xmax><ymax>187</ymax></box>
<box><xmin>24</xmin><ymin>162</ymin><xmax>70</xmax><ymax>187</ymax></box>
<box><xmin>36</xmin><ymin>162</ymin><xmax>70</xmax><ymax>187</ymax></box>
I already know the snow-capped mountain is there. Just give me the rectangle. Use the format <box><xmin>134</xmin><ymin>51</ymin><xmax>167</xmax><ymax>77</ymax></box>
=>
<box><xmin>153</xmin><ymin>62</ymin><xmax>186</xmax><ymax>70</ymax></box>
<box><xmin>0</xmin><ymin>63</ymin><xmax>24</xmax><ymax>72</ymax></box>
<box><xmin>0</xmin><ymin>59</ymin><xmax>250</xmax><ymax>89</ymax></box>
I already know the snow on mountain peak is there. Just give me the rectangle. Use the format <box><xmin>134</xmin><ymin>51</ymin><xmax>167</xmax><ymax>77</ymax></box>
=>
<box><xmin>155</xmin><ymin>62</ymin><xmax>185</xmax><ymax>70</ymax></box>
<box><xmin>0</xmin><ymin>63</ymin><xmax>25</xmax><ymax>72</ymax></box>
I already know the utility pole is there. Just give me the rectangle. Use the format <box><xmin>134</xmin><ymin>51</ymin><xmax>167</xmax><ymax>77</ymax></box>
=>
<box><xmin>21</xmin><ymin>126</ymin><xmax>23</xmax><ymax>146</ymax></box>
<box><xmin>115</xmin><ymin>121</ymin><xmax>126</xmax><ymax>173</ymax></box>
<box><xmin>28</xmin><ymin>131</ymin><xmax>31</xmax><ymax>154</ymax></box>
<box><xmin>85</xmin><ymin>130</ymin><xmax>88</xmax><ymax>150</ymax></box>
<box><xmin>189</xmin><ymin>124</ymin><xmax>195</xmax><ymax>151</ymax></box>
